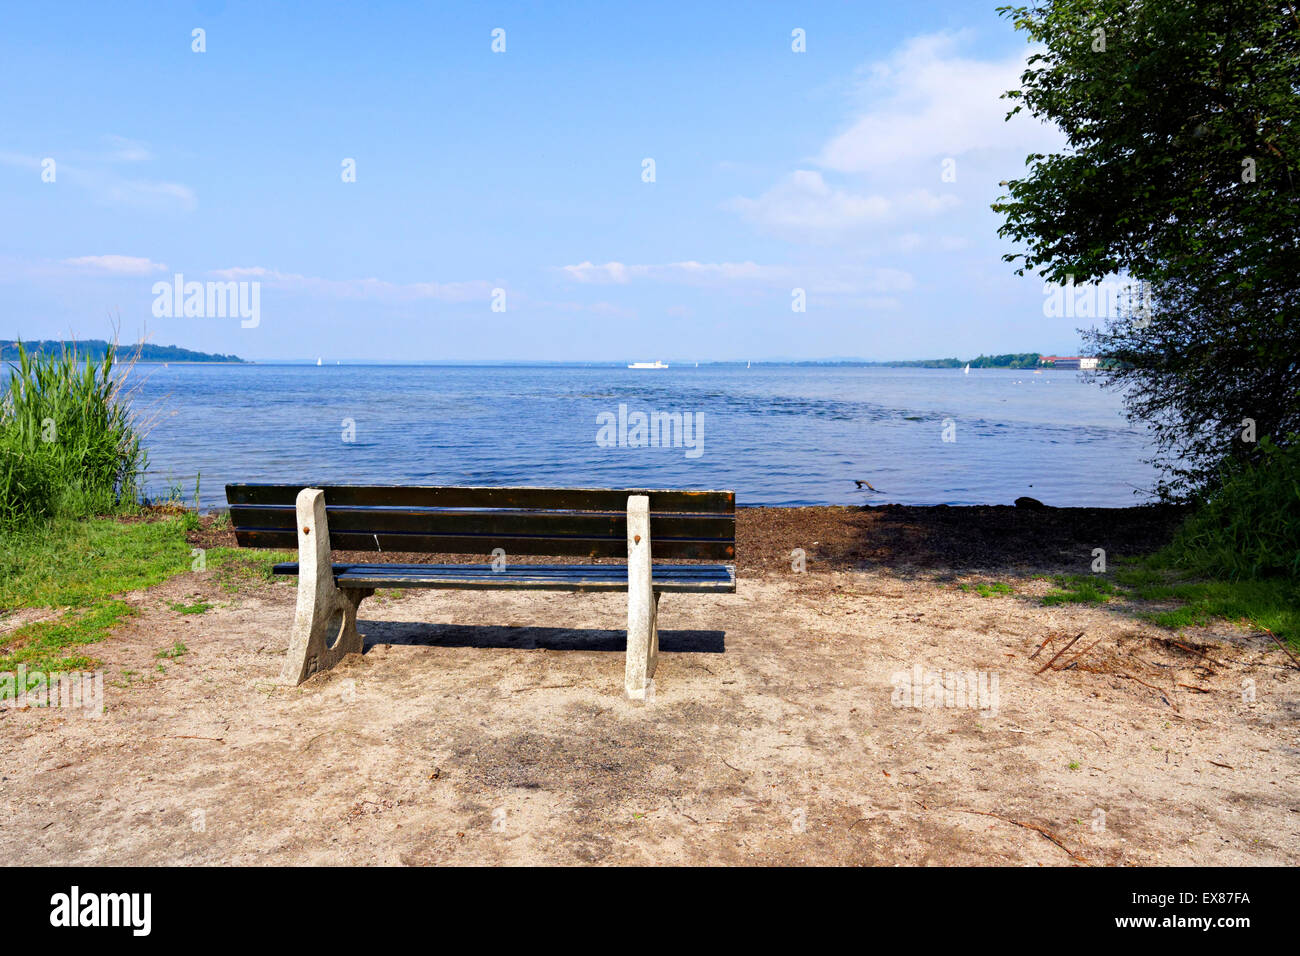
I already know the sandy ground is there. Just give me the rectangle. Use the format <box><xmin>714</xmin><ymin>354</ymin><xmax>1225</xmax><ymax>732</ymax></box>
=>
<box><xmin>3</xmin><ymin>557</ymin><xmax>1297</xmax><ymax>866</ymax></box>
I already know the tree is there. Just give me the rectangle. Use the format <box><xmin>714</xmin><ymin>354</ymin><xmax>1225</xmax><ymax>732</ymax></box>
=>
<box><xmin>993</xmin><ymin>0</ymin><xmax>1300</xmax><ymax>498</ymax></box>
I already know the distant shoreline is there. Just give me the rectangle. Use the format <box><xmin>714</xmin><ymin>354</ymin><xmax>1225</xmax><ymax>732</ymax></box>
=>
<box><xmin>160</xmin><ymin>360</ymin><xmax>1083</xmax><ymax>369</ymax></box>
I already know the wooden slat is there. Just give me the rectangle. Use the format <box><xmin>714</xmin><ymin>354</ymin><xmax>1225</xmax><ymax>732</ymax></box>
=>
<box><xmin>228</xmin><ymin>504</ymin><xmax>733</xmax><ymax>540</ymax></box>
<box><xmin>270</xmin><ymin>562</ymin><xmax>736</xmax><ymax>593</ymax></box>
<box><xmin>235</xmin><ymin>528</ymin><xmax>733</xmax><ymax>559</ymax></box>
<box><xmin>226</xmin><ymin>483</ymin><xmax>734</xmax><ymax>514</ymax></box>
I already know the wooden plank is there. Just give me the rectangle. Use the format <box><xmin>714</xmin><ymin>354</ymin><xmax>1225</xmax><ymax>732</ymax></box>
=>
<box><xmin>269</xmin><ymin>561</ymin><xmax>736</xmax><ymax>593</ymax></box>
<box><xmin>272</xmin><ymin>562</ymin><xmax>731</xmax><ymax>579</ymax></box>
<box><xmin>226</xmin><ymin>483</ymin><xmax>735</xmax><ymax>514</ymax></box>
<box><xmin>236</xmin><ymin>528</ymin><xmax>734</xmax><ymax>559</ymax></box>
<box><xmin>229</xmin><ymin>504</ymin><xmax>734</xmax><ymax>540</ymax></box>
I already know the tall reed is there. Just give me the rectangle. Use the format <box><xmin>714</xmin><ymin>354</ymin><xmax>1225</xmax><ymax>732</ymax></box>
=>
<box><xmin>0</xmin><ymin>340</ymin><xmax>148</xmax><ymax>527</ymax></box>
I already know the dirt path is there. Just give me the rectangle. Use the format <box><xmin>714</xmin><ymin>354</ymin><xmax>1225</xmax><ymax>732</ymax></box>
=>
<box><xmin>2</xmin><ymin>565</ymin><xmax>1297</xmax><ymax>865</ymax></box>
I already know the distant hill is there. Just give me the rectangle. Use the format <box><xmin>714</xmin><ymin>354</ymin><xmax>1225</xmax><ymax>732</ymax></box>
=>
<box><xmin>775</xmin><ymin>353</ymin><xmax>1044</xmax><ymax>369</ymax></box>
<box><xmin>0</xmin><ymin>340</ymin><xmax>248</xmax><ymax>364</ymax></box>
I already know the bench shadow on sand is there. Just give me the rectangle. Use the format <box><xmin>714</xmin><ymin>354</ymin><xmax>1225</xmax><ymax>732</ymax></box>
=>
<box><xmin>360</xmin><ymin>620</ymin><xmax>724</xmax><ymax>654</ymax></box>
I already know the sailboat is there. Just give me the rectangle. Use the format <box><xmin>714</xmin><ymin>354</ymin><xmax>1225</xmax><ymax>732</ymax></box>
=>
<box><xmin>963</xmin><ymin>363</ymin><xmax>970</xmax><ymax>375</ymax></box>
<box><xmin>316</xmin><ymin>357</ymin><xmax>323</xmax><ymax>367</ymax></box>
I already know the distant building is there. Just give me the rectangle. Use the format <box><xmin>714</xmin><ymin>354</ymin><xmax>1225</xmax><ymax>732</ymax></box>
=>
<box><xmin>1039</xmin><ymin>355</ymin><xmax>1099</xmax><ymax>370</ymax></box>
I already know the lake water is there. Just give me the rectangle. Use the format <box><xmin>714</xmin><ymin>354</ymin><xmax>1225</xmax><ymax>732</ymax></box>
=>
<box><xmin>127</xmin><ymin>364</ymin><xmax>1160</xmax><ymax>511</ymax></box>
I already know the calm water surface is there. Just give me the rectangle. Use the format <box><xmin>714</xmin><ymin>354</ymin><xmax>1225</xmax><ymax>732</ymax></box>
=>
<box><xmin>127</xmin><ymin>364</ymin><xmax>1159</xmax><ymax>511</ymax></box>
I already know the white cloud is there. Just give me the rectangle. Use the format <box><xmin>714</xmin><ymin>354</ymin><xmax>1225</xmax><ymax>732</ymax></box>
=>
<box><xmin>559</xmin><ymin>260</ymin><xmax>792</xmax><ymax>286</ymax></box>
<box><xmin>727</xmin><ymin>170</ymin><xmax>957</xmax><ymax>238</ymax></box>
<box><xmin>726</xmin><ymin>33</ymin><xmax>1062</xmax><ymax>243</ymax></box>
<box><xmin>101</xmin><ymin>180</ymin><xmax>197</xmax><ymax>211</ymax></box>
<box><xmin>819</xmin><ymin>32</ymin><xmax>1062</xmax><ymax>173</ymax></box>
<box><xmin>210</xmin><ymin>266</ymin><xmax>492</xmax><ymax>302</ymax></box>
<box><xmin>103</xmin><ymin>135</ymin><xmax>152</xmax><ymax>163</ymax></box>
<box><xmin>559</xmin><ymin>259</ymin><xmax>912</xmax><ymax>297</ymax></box>
<box><xmin>63</xmin><ymin>254</ymin><xmax>168</xmax><ymax>275</ymax></box>
<box><xmin>0</xmin><ymin>142</ymin><xmax>195</xmax><ymax>212</ymax></box>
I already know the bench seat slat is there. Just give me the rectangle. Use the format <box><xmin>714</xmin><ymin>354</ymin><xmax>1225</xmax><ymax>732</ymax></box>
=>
<box><xmin>270</xmin><ymin>562</ymin><xmax>736</xmax><ymax>593</ymax></box>
<box><xmin>228</xmin><ymin>504</ymin><xmax>734</xmax><ymax>539</ymax></box>
<box><xmin>228</xmin><ymin>484</ymin><xmax>734</xmax><ymax>514</ymax></box>
<box><xmin>237</xmin><ymin>529</ymin><xmax>733</xmax><ymax>559</ymax></box>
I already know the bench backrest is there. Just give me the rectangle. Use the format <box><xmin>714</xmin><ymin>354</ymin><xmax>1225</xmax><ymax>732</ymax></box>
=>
<box><xmin>225</xmin><ymin>484</ymin><xmax>736</xmax><ymax>560</ymax></box>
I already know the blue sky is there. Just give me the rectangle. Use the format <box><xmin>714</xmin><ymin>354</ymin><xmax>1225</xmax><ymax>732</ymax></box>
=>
<box><xmin>0</xmin><ymin>1</ymin><xmax>1076</xmax><ymax>362</ymax></box>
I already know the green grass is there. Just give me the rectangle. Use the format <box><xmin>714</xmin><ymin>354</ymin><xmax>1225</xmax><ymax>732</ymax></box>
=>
<box><xmin>0</xmin><ymin>516</ymin><xmax>193</xmax><ymax>610</ymax></box>
<box><xmin>156</xmin><ymin>640</ymin><xmax>189</xmax><ymax>659</ymax></box>
<box><xmin>168</xmin><ymin>600</ymin><xmax>212</xmax><ymax>615</ymax></box>
<box><xmin>1039</xmin><ymin>564</ymin><xmax>1299</xmax><ymax>647</ymax></box>
<box><xmin>959</xmin><ymin>581</ymin><xmax>1014</xmax><ymax>598</ymax></box>
<box><xmin>0</xmin><ymin>600</ymin><xmax>137</xmax><ymax>674</ymax></box>
<box><xmin>204</xmin><ymin>547</ymin><xmax>296</xmax><ymax>592</ymax></box>
<box><xmin>1139</xmin><ymin>578</ymin><xmax>1299</xmax><ymax>637</ymax></box>
<box><xmin>0</xmin><ymin>515</ymin><xmax>292</xmax><ymax>688</ymax></box>
<box><xmin>0</xmin><ymin>516</ymin><xmax>194</xmax><ymax>681</ymax></box>
<box><xmin>1041</xmin><ymin>574</ymin><xmax>1115</xmax><ymax>605</ymax></box>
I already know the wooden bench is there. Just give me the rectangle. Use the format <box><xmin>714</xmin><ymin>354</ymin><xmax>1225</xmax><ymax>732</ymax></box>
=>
<box><xmin>224</xmin><ymin>484</ymin><xmax>736</xmax><ymax>698</ymax></box>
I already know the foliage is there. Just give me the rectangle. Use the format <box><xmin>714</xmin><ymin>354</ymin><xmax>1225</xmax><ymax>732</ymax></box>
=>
<box><xmin>994</xmin><ymin>0</ymin><xmax>1300</xmax><ymax>499</ymax></box>
<box><xmin>1154</xmin><ymin>436</ymin><xmax>1300</xmax><ymax>579</ymax></box>
<box><xmin>0</xmin><ymin>340</ymin><xmax>148</xmax><ymax>527</ymax></box>
<box><xmin>0</xmin><ymin>340</ymin><xmax>245</xmax><ymax>364</ymax></box>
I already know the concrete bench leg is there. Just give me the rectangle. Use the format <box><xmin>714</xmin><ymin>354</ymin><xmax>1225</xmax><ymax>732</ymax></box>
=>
<box><xmin>625</xmin><ymin>495</ymin><xmax>659</xmax><ymax>700</ymax></box>
<box><xmin>280</xmin><ymin>488</ymin><xmax>370</xmax><ymax>685</ymax></box>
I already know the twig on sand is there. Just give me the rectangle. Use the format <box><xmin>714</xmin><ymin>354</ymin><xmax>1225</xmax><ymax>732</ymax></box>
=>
<box><xmin>1147</xmin><ymin>634</ymin><xmax>1227</xmax><ymax>669</ymax></box>
<box><xmin>1066</xmin><ymin>721</ymin><xmax>1108</xmax><ymax>747</ymax></box>
<box><xmin>719</xmin><ymin>757</ymin><xmax>748</xmax><ymax>775</ymax></box>
<box><xmin>1263</xmin><ymin>628</ymin><xmax>1300</xmax><ymax>669</ymax></box>
<box><xmin>1207</xmin><ymin>760</ymin><xmax>1234</xmax><ymax>769</ymax></box>
<box><xmin>1029</xmin><ymin>635</ymin><xmax>1054</xmax><ymax>660</ymax></box>
<box><xmin>1061</xmin><ymin>634</ymin><xmax>1108</xmax><ymax>669</ymax></box>
<box><xmin>301</xmin><ymin>729</ymin><xmax>369</xmax><ymax>752</ymax></box>
<box><xmin>1035</xmin><ymin>632</ymin><xmax>1084</xmax><ymax>674</ymax></box>
<box><xmin>1115</xmin><ymin>672</ymin><xmax>1180</xmax><ymax>711</ymax></box>
<box><xmin>949</xmin><ymin>807</ymin><xmax>1088</xmax><ymax>863</ymax></box>
<box><xmin>150</xmin><ymin>735</ymin><xmax>225</xmax><ymax>743</ymax></box>
<box><xmin>510</xmin><ymin>683</ymin><xmax>577</xmax><ymax>693</ymax></box>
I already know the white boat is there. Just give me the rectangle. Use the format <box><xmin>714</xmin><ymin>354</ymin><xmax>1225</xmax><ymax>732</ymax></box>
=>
<box><xmin>316</xmin><ymin>357</ymin><xmax>322</xmax><ymax>366</ymax></box>
<box><xmin>963</xmin><ymin>363</ymin><xmax>970</xmax><ymax>375</ymax></box>
<box><xmin>628</xmin><ymin>360</ymin><xmax>667</xmax><ymax>369</ymax></box>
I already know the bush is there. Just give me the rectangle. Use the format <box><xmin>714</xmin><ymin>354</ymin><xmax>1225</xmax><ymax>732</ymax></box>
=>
<box><xmin>0</xmin><ymin>341</ymin><xmax>147</xmax><ymax>528</ymax></box>
<box><xmin>1158</xmin><ymin>436</ymin><xmax>1300</xmax><ymax>580</ymax></box>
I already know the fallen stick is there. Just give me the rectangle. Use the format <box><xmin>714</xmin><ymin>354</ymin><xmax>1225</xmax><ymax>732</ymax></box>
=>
<box><xmin>1029</xmin><ymin>635</ymin><xmax>1055</xmax><ymax>661</ymax></box>
<box><xmin>1169</xmin><ymin>640</ymin><xmax>1228</xmax><ymax>669</ymax></box>
<box><xmin>1061</xmin><ymin>634</ymin><xmax>1108</xmax><ymax>669</ymax></box>
<box><xmin>951</xmin><ymin>807</ymin><xmax>1088</xmax><ymax>863</ymax></box>
<box><xmin>1115</xmin><ymin>672</ymin><xmax>1180</xmax><ymax>711</ymax></box>
<box><xmin>1263</xmin><ymin>628</ymin><xmax>1300</xmax><ymax>669</ymax></box>
<box><xmin>1036</xmin><ymin>632</ymin><xmax>1085</xmax><ymax>674</ymax></box>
